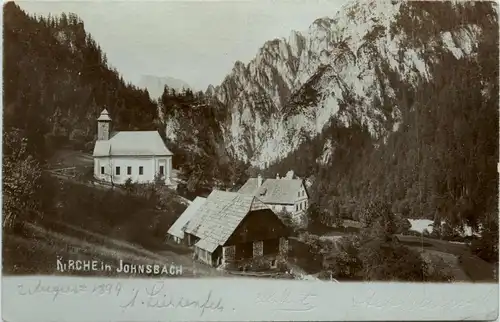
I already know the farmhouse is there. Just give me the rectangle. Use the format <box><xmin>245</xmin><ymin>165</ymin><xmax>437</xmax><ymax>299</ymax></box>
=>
<box><xmin>238</xmin><ymin>173</ymin><xmax>309</xmax><ymax>226</ymax></box>
<box><xmin>92</xmin><ymin>109</ymin><xmax>174</xmax><ymax>185</ymax></box>
<box><xmin>167</xmin><ymin>190</ymin><xmax>290</xmax><ymax>268</ymax></box>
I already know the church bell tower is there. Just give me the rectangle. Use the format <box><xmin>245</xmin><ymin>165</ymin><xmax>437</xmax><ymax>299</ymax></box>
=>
<box><xmin>97</xmin><ymin>109</ymin><xmax>111</xmax><ymax>141</ymax></box>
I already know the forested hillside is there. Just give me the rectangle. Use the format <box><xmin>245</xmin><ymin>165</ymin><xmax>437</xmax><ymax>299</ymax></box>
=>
<box><xmin>263</xmin><ymin>1</ymin><xmax>499</xmax><ymax>238</ymax></box>
<box><xmin>3</xmin><ymin>3</ymin><xmax>160</xmax><ymax>229</ymax></box>
<box><xmin>159</xmin><ymin>87</ymin><xmax>250</xmax><ymax>192</ymax></box>
<box><xmin>2</xmin><ymin>3</ymin><xmax>250</xmax><ymax>230</ymax></box>
<box><xmin>3</xmin><ymin>2</ymin><xmax>159</xmax><ymax>160</ymax></box>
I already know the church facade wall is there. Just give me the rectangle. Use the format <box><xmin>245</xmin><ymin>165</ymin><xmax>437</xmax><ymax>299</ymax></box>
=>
<box><xmin>94</xmin><ymin>155</ymin><xmax>172</xmax><ymax>185</ymax></box>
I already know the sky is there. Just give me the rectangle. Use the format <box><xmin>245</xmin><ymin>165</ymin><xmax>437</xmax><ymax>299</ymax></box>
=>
<box><xmin>18</xmin><ymin>0</ymin><xmax>350</xmax><ymax>90</ymax></box>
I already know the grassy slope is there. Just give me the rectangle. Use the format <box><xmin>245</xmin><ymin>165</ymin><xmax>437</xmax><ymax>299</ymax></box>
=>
<box><xmin>2</xmin><ymin>161</ymin><xmax>203</xmax><ymax>276</ymax></box>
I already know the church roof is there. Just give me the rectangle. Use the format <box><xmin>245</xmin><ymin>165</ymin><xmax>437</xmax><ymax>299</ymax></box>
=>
<box><xmin>92</xmin><ymin>131</ymin><xmax>173</xmax><ymax>157</ymax></box>
<box><xmin>238</xmin><ymin>178</ymin><xmax>305</xmax><ymax>205</ymax></box>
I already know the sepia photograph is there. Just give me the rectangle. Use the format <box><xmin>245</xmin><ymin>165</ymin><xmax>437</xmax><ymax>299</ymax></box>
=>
<box><xmin>2</xmin><ymin>0</ymin><xmax>499</xmax><ymax>320</ymax></box>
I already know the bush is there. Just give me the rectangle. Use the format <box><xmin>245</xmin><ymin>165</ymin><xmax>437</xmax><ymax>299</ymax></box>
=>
<box><xmin>470</xmin><ymin>221</ymin><xmax>499</xmax><ymax>264</ymax></box>
<box><xmin>3</xmin><ymin>129</ymin><xmax>43</xmax><ymax>231</ymax></box>
<box><xmin>360</xmin><ymin>200</ymin><xmax>397</xmax><ymax>241</ymax></box>
<box><xmin>359</xmin><ymin>241</ymin><xmax>430</xmax><ymax>281</ymax></box>
<box><xmin>124</xmin><ymin>178</ymin><xmax>136</xmax><ymax>195</ymax></box>
<box><xmin>395</xmin><ymin>215</ymin><xmax>412</xmax><ymax>234</ymax></box>
<box><xmin>289</xmin><ymin>237</ymin><xmax>323</xmax><ymax>273</ymax></box>
<box><xmin>325</xmin><ymin>236</ymin><xmax>363</xmax><ymax>279</ymax></box>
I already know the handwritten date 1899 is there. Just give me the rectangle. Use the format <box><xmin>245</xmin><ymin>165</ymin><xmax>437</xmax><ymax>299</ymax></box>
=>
<box><xmin>92</xmin><ymin>282</ymin><xmax>122</xmax><ymax>296</ymax></box>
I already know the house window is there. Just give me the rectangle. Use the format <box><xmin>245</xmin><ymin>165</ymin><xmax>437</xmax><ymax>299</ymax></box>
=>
<box><xmin>100</xmin><ymin>166</ymin><xmax>104</xmax><ymax>174</ymax></box>
<box><xmin>298</xmin><ymin>191</ymin><xmax>300</xmax><ymax>197</ymax></box>
<box><xmin>115</xmin><ymin>166</ymin><xmax>120</xmax><ymax>175</ymax></box>
<box><xmin>159</xmin><ymin>165</ymin><xmax>164</xmax><ymax>175</ymax></box>
<box><xmin>282</xmin><ymin>206</ymin><xmax>286</xmax><ymax>211</ymax></box>
<box><xmin>139</xmin><ymin>166</ymin><xmax>144</xmax><ymax>175</ymax></box>
<box><xmin>127</xmin><ymin>166</ymin><xmax>132</xmax><ymax>175</ymax></box>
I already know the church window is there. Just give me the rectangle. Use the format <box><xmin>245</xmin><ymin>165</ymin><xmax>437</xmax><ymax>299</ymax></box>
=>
<box><xmin>115</xmin><ymin>166</ymin><xmax>120</xmax><ymax>175</ymax></box>
<box><xmin>159</xmin><ymin>166</ymin><xmax>164</xmax><ymax>175</ymax></box>
<box><xmin>139</xmin><ymin>166</ymin><xmax>144</xmax><ymax>175</ymax></box>
<box><xmin>127</xmin><ymin>166</ymin><xmax>132</xmax><ymax>175</ymax></box>
<box><xmin>100</xmin><ymin>167</ymin><xmax>104</xmax><ymax>174</ymax></box>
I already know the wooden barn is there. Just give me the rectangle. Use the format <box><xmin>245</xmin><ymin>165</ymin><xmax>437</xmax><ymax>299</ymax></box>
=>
<box><xmin>169</xmin><ymin>190</ymin><xmax>290</xmax><ymax>268</ymax></box>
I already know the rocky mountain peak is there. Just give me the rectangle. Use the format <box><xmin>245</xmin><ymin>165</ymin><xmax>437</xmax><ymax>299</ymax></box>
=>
<box><xmin>166</xmin><ymin>0</ymin><xmax>496</xmax><ymax>168</ymax></box>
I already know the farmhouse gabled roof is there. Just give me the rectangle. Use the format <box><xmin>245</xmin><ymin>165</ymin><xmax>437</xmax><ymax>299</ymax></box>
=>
<box><xmin>92</xmin><ymin>131</ymin><xmax>173</xmax><ymax>157</ymax></box>
<box><xmin>238</xmin><ymin>178</ymin><xmax>306</xmax><ymax>205</ymax></box>
<box><xmin>167</xmin><ymin>197</ymin><xmax>207</xmax><ymax>239</ymax></box>
<box><xmin>183</xmin><ymin>190</ymin><xmax>270</xmax><ymax>252</ymax></box>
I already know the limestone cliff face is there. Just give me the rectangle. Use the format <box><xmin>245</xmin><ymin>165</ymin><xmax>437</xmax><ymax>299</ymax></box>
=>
<box><xmin>167</xmin><ymin>0</ymin><xmax>495</xmax><ymax>168</ymax></box>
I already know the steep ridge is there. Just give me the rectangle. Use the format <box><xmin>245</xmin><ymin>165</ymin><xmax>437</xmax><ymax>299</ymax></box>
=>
<box><xmin>261</xmin><ymin>0</ymin><xmax>498</xmax><ymax>228</ymax></box>
<box><xmin>195</xmin><ymin>0</ymin><xmax>495</xmax><ymax>167</ymax></box>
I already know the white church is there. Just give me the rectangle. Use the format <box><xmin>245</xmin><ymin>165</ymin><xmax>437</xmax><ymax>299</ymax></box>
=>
<box><xmin>92</xmin><ymin>109</ymin><xmax>174</xmax><ymax>186</ymax></box>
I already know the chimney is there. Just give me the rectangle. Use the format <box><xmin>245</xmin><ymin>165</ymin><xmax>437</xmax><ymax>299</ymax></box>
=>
<box><xmin>257</xmin><ymin>174</ymin><xmax>262</xmax><ymax>187</ymax></box>
<box><xmin>276</xmin><ymin>173</ymin><xmax>280</xmax><ymax>179</ymax></box>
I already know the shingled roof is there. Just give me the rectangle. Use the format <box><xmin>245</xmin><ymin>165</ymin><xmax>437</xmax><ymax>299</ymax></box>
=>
<box><xmin>183</xmin><ymin>190</ymin><xmax>270</xmax><ymax>252</ymax></box>
<box><xmin>238</xmin><ymin>177</ymin><xmax>305</xmax><ymax>205</ymax></box>
<box><xmin>167</xmin><ymin>196</ymin><xmax>206</xmax><ymax>239</ymax></box>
